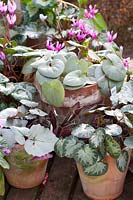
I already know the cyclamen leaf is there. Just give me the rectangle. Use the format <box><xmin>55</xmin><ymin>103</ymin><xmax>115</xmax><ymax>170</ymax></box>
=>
<box><xmin>63</xmin><ymin>136</ymin><xmax>84</xmax><ymax>158</ymax></box>
<box><xmin>42</xmin><ymin>79</ymin><xmax>65</xmax><ymax>107</ymax></box>
<box><xmin>54</xmin><ymin>138</ymin><xmax>66</xmax><ymax>157</ymax></box>
<box><xmin>0</xmin><ymin>157</ymin><xmax>10</xmax><ymax>169</ymax></box>
<box><xmin>83</xmin><ymin>162</ymin><xmax>108</xmax><ymax>176</ymax></box>
<box><xmin>74</xmin><ymin>144</ymin><xmax>98</xmax><ymax>166</ymax></box>
<box><xmin>116</xmin><ymin>150</ymin><xmax>129</xmax><ymax>172</ymax></box>
<box><xmin>71</xmin><ymin>124</ymin><xmax>95</xmax><ymax>139</ymax></box>
<box><xmin>105</xmin><ymin>135</ymin><xmax>121</xmax><ymax>158</ymax></box>
<box><xmin>0</xmin><ymin>73</ymin><xmax>9</xmax><ymax>83</ymax></box>
<box><xmin>124</xmin><ymin>136</ymin><xmax>133</xmax><ymax>149</ymax></box>
<box><xmin>0</xmin><ymin>169</ymin><xmax>5</xmax><ymax>196</ymax></box>
<box><xmin>90</xmin><ymin>128</ymin><xmax>105</xmax><ymax>147</ymax></box>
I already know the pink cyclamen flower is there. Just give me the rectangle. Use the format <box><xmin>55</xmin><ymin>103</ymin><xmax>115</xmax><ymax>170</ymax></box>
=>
<box><xmin>89</xmin><ymin>5</ymin><xmax>98</xmax><ymax>16</ymax></box>
<box><xmin>77</xmin><ymin>31</ymin><xmax>87</xmax><ymax>41</ymax></box>
<box><xmin>0</xmin><ymin>51</ymin><xmax>6</xmax><ymax>61</ymax></box>
<box><xmin>46</xmin><ymin>40</ymin><xmax>55</xmax><ymax>51</ymax></box>
<box><xmin>123</xmin><ymin>57</ymin><xmax>130</xmax><ymax>68</ymax></box>
<box><xmin>72</xmin><ymin>18</ymin><xmax>80</xmax><ymax>27</ymax></box>
<box><xmin>7</xmin><ymin>0</ymin><xmax>17</xmax><ymax>15</ymax></box>
<box><xmin>46</xmin><ymin>40</ymin><xmax>64</xmax><ymax>51</ymax></box>
<box><xmin>107</xmin><ymin>31</ymin><xmax>117</xmax><ymax>42</ymax></box>
<box><xmin>6</xmin><ymin>13</ymin><xmax>16</xmax><ymax>26</ymax></box>
<box><xmin>2</xmin><ymin>149</ymin><xmax>11</xmax><ymax>155</ymax></box>
<box><xmin>55</xmin><ymin>41</ymin><xmax>64</xmax><ymax>51</ymax></box>
<box><xmin>90</xmin><ymin>29</ymin><xmax>98</xmax><ymax>39</ymax></box>
<box><xmin>84</xmin><ymin>4</ymin><xmax>98</xmax><ymax>19</ymax></box>
<box><xmin>0</xmin><ymin>1</ymin><xmax>7</xmax><ymax>14</ymax></box>
<box><xmin>68</xmin><ymin>28</ymin><xmax>76</xmax><ymax>37</ymax></box>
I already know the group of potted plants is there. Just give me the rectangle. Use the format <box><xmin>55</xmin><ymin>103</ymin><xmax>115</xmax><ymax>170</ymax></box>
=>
<box><xmin>0</xmin><ymin>0</ymin><xmax>132</xmax><ymax>200</ymax></box>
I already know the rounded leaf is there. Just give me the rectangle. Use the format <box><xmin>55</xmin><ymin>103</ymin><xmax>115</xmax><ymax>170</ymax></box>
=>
<box><xmin>38</xmin><ymin>59</ymin><xmax>65</xmax><ymax>78</ymax></box>
<box><xmin>71</xmin><ymin>124</ymin><xmax>95</xmax><ymax>138</ymax></box>
<box><xmin>124</xmin><ymin>136</ymin><xmax>133</xmax><ymax>149</ymax></box>
<box><xmin>83</xmin><ymin>162</ymin><xmax>108</xmax><ymax>176</ymax></box>
<box><xmin>42</xmin><ymin>79</ymin><xmax>65</xmax><ymax>107</ymax></box>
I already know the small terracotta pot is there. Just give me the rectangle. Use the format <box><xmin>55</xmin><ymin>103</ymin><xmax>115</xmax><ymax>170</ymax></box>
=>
<box><xmin>34</xmin><ymin>78</ymin><xmax>102</xmax><ymax>108</ymax></box>
<box><xmin>4</xmin><ymin>145</ymin><xmax>48</xmax><ymax>189</ymax></box>
<box><xmin>77</xmin><ymin>151</ymin><xmax>131</xmax><ymax>200</ymax></box>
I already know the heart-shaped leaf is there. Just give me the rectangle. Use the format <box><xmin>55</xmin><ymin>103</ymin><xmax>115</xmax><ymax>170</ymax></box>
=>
<box><xmin>42</xmin><ymin>79</ymin><xmax>65</xmax><ymax>107</ymax></box>
<box><xmin>74</xmin><ymin>144</ymin><xmax>98</xmax><ymax>166</ymax></box>
<box><xmin>63</xmin><ymin>136</ymin><xmax>84</xmax><ymax>158</ymax></box>
<box><xmin>63</xmin><ymin>70</ymin><xmax>87</xmax><ymax>87</ymax></box>
<box><xmin>38</xmin><ymin>59</ymin><xmax>65</xmax><ymax>78</ymax></box>
<box><xmin>102</xmin><ymin>54</ymin><xmax>126</xmax><ymax>82</ymax></box>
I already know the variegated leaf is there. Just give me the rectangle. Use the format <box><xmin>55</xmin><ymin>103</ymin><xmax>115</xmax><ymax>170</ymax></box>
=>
<box><xmin>116</xmin><ymin>150</ymin><xmax>129</xmax><ymax>172</ymax></box>
<box><xmin>63</xmin><ymin>136</ymin><xmax>84</xmax><ymax>158</ymax></box>
<box><xmin>105</xmin><ymin>135</ymin><xmax>121</xmax><ymax>158</ymax></box>
<box><xmin>54</xmin><ymin>138</ymin><xmax>66</xmax><ymax>157</ymax></box>
<box><xmin>90</xmin><ymin>128</ymin><xmax>105</xmax><ymax>147</ymax></box>
<box><xmin>71</xmin><ymin>124</ymin><xmax>95</xmax><ymax>138</ymax></box>
<box><xmin>83</xmin><ymin>161</ymin><xmax>108</xmax><ymax>176</ymax></box>
<box><xmin>74</xmin><ymin>144</ymin><xmax>98</xmax><ymax>166</ymax></box>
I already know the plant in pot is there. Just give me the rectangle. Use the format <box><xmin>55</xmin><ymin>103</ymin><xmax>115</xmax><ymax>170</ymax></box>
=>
<box><xmin>0</xmin><ymin>76</ymin><xmax>58</xmax><ymax>195</ymax></box>
<box><xmin>12</xmin><ymin>2</ymin><xmax>128</xmax><ymax>113</ymax></box>
<box><xmin>54</xmin><ymin>78</ymin><xmax>133</xmax><ymax>200</ymax></box>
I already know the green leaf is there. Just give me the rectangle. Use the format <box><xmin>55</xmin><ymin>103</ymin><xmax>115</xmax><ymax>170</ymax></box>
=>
<box><xmin>24</xmin><ymin>124</ymin><xmax>58</xmax><ymax>156</ymax></box>
<box><xmin>0</xmin><ymin>83</ymin><xmax>15</xmax><ymax>96</ymax></box>
<box><xmin>0</xmin><ymin>73</ymin><xmax>9</xmax><ymax>84</ymax></box>
<box><xmin>121</xmin><ymin>105</ymin><xmax>133</xmax><ymax>114</ymax></box>
<box><xmin>54</xmin><ymin>138</ymin><xmax>66</xmax><ymax>157</ymax></box>
<box><xmin>0</xmin><ymin>168</ymin><xmax>5</xmax><ymax>196</ymax></box>
<box><xmin>71</xmin><ymin>124</ymin><xmax>95</xmax><ymax>138</ymax></box>
<box><xmin>90</xmin><ymin>128</ymin><xmax>105</xmax><ymax>147</ymax></box>
<box><xmin>83</xmin><ymin>162</ymin><xmax>108</xmax><ymax>176</ymax></box>
<box><xmin>0</xmin><ymin>136</ymin><xmax>8</xmax><ymax>149</ymax></box>
<box><xmin>74</xmin><ymin>144</ymin><xmax>98</xmax><ymax>166</ymax></box>
<box><xmin>11</xmin><ymin>82</ymin><xmax>37</xmax><ymax>101</ymax></box>
<box><xmin>105</xmin><ymin>124</ymin><xmax>122</xmax><ymax>136</ymax></box>
<box><xmin>105</xmin><ymin>135</ymin><xmax>121</xmax><ymax>158</ymax></box>
<box><xmin>0</xmin><ymin>157</ymin><xmax>10</xmax><ymax>169</ymax></box>
<box><xmin>78</xmin><ymin>0</ymin><xmax>88</xmax><ymax>5</ymax></box>
<box><xmin>22</xmin><ymin>57</ymin><xmax>40</xmax><ymax>74</ymax></box>
<box><xmin>37</xmin><ymin>58</ymin><xmax>65</xmax><ymax>78</ymax></box>
<box><xmin>116</xmin><ymin>150</ymin><xmax>129</xmax><ymax>172</ymax></box>
<box><xmin>32</xmin><ymin>0</ymin><xmax>57</xmax><ymax>8</ymax></box>
<box><xmin>91</xmin><ymin>13</ymin><xmax>107</xmax><ymax>31</ymax></box>
<box><xmin>42</xmin><ymin>79</ymin><xmax>65</xmax><ymax>107</ymax></box>
<box><xmin>102</xmin><ymin>54</ymin><xmax>126</xmax><ymax>82</ymax></box>
<box><xmin>63</xmin><ymin>136</ymin><xmax>84</xmax><ymax>158</ymax></box>
<box><xmin>124</xmin><ymin>136</ymin><xmax>133</xmax><ymax>149</ymax></box>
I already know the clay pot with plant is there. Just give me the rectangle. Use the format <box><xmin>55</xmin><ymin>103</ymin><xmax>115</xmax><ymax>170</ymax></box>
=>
<box><xmin>54</xmin><ymin>79</ymin><xmax>133</xmax><ymax>200</ymax></box>
<box><xmin>0</xmin><ymin>76</ymin><xmax>58</xmax><ymax>195</ymax></box>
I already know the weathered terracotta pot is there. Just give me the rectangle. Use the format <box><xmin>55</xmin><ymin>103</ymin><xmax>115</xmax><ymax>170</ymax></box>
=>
<box><xmin>34</xmin><ymin>78</ymin><xmax>102</xmax><ymax>108</ymax></box>
<box><xmin>4</xmin><ymin>145</ymin><xmax>48</xmax><ymax>189</ymax></box>
<box><xmin>77</xmin><ymin>151</ymin><xmax>131</xmax><ymax>200</ymax></box>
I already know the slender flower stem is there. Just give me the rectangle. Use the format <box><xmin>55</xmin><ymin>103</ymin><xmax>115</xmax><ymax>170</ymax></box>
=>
<box><xmin>57</xmin><ymin>0</ymin><xmax>79</xmax><ymax>9</ymax></box>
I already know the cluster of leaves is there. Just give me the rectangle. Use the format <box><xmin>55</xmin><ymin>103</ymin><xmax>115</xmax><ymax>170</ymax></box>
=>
<box><xmin>14</xmin><ymin>48</ymin><xmax>95</xmax><ymax>107</ymax></box>
<box><xmin>55</xmin><ymin>79</ymin><xmax>133</xmax><ymax>176</ymax></box>
<box><xmin>55</xmin><ymin>127</ymin><xmax>130</xmax><ymax>176</ymax></box>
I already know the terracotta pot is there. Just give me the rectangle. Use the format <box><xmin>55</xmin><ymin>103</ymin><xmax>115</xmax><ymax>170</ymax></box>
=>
<box><xmin>4</xmin><ymin>145</ymin><xmax>48</xmax><ymax>189</ymax></box>
<box><xmin>34</xmin><ymin>78</ymin><xmax>102</xmax><ymax>108</ymax></box>
<box><xmin>77</xmin><ymin>151</ymin><xmax>131</xmax><ymax>200</ymax></box>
